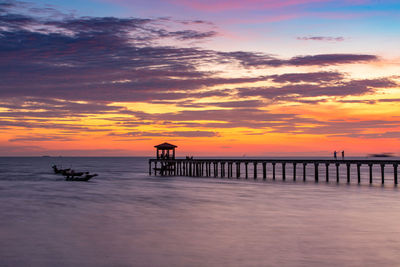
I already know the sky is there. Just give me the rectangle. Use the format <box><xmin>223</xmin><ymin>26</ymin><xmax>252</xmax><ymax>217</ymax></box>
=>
<box><xmin>0</xmin><ymin>0</ymin><xmax>400</xmax><ymax>156</ymax></box>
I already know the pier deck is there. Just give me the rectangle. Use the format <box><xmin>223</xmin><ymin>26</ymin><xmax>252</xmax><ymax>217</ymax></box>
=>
<box><xmin>149</xmin><ymin>158</ymin><xmax>400</xmax><ymax>185</ymax></box>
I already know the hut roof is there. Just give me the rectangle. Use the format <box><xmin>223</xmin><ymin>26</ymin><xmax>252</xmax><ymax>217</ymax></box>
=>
<box><xmin>154</xmin><ymin>142</ymin><xmax>177</xmax><ymax>149</ymax></box>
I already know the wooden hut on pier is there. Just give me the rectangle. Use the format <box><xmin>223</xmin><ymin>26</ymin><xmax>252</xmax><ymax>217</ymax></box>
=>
<box><xmin>153</xmin><ymin>142</ymin><xmax>177</xmax><ymax>175</ymax></box>
<box><xmin>155</xmin><ymin>142</ymin><xmax>177</xmax><ymax>159</ymax></box>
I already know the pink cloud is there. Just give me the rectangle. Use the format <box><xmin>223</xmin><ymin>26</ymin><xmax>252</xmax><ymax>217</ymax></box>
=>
<box><xmin>170</xmin><ymin>0</ymin><xmax>331</xmax><ymax>12</ymax></box>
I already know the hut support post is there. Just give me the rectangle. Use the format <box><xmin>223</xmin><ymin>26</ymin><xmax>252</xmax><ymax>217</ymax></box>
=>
<box><xmin>293</xmin><ymin>163</ymin><xmax>297</xmax><ymax>181</ymax></box>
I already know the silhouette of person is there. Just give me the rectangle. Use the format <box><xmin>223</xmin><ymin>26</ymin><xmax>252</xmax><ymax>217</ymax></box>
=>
<box><xmin>341</xmin><ymin>150</ymin><xmax>344</xmax><ymax>159</ymax></box>
<box><xmin>334</xmin><ymin>151</ymin><xmax>337</xmax><ymax>159</ymax></box>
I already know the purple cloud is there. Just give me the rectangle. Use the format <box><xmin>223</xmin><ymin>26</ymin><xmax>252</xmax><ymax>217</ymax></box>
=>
<box><xmin>297</xmin><ymin>36</ymin><xmax>345</xmax><ymax>42</ymax></box>
<box><xmin>222</xmin><ymin>52</ymin><xmax>378</xmax><ymax>67</ymax></box>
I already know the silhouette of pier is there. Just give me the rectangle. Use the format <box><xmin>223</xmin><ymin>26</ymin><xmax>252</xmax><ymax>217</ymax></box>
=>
<box><xmin>148</xmin><ymin>143</ymin><xmax>400</xmax><ymax>185</ymax></box>
<box><xmin>149</xmin><ymin>158</ymin><xmax>400</xmax><ymax>185</ymax></box>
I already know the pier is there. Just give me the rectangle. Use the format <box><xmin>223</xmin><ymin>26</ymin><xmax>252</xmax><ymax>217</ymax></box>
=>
<box><xmin>148</xmin><ymin>143</ymin><xmax>400</xmax><ymax>185</ymax></box>
<box><xmin>149</xmin><ymin>158</ymin><xmax>400</xmax><ymax>185</ymax></box>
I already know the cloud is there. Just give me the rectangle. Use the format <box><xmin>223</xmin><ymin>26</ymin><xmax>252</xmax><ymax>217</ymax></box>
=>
<box><xmin>238</xmin><ymin>78</ymin><xmax>397</xmax><ymax>99</ymax></box>
<box><xmin>296</xmin><ymin>120</ymin><xmax>400</xmax><ymax>136</ymax></box>
<box><xmin>170</xmin><ymin>0</ymin><xmax>329</xmax><ymax>12</ymax></box>
<box><xmin>9</xmin><ymin>134</ymin><xmax>76</xmax><ymax>142</ymax></box>
<box><xmin>222</xmin><ymin>51</ymin><xmax>378</xmax><ymax>67</ymax></box>
<box><xmin>1</xmin><ymin>1</ymin><xmax>397</xmax><ymax>143</ymax></box>
<box><xmin>297</xmin><ymin>36</ymin><xmax>345</xmax><ymax>41</ymax></box>
<box><xmin>109</xmin><ymin>130</ymin><xmax>219</xmax><ymax>137</ymax></box>
<box><xmin>270</xmin><ymin>71</ymin><xmax>343</xmax><ymax>83</ymax></box>
<box><xmin>344</xmin><ymin>131</ymin><xmax>400</xmax><ymax>139</ymax></box>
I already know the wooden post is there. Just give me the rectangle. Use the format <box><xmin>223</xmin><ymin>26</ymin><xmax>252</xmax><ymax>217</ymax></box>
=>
<box><xmin>273</xmin><ymin>163</ymin><xmax>276</xmax><ymax>180</ymax></box>
<box><xmin>154</xmin><ymin>161</ymin><xmax>158</xmax><ymax>176</ymax></box>
<box><xmin>368</xmin><ymin>163</ymin><xmax>372</xmax><ymax>184</ymax></box>
<box><xmin>253</xmin><ymin>162</ymin><xmax>257</xmax><ymax>179</ymax></box>
<box><xmin>346</xmin><ymin>163</ymin><xmax>350</xmax><ymax>183</ymax></box>
<box><xmin>245</xmin><ymin>162</ymin><xmax>248</xmax><ymax>179</ymax></box>
<box><xmin>174</xmin><ymin>162</ymin><xmax>177</xmax><ymax>176</ymax></box>
<box><xmin>282</xmin><ymin>162</ymin><xmax>286</xmax><ymax>181</ymax></box>
<box><xmin>381</xmin><ymin>164</ymin><xmax>385</xmax><ymax>184</ymax></box>
<box><xmin>221</xmin><ymin>162</ymin><xmax>225</xmax><ymax>178</ymax></box>
<box><xmin>303</xmin><ymin>163</ymin><xmax>307</xmax><ymax>181</ymax></box>
<box><xmin>149</xmin><ymin>161</ymin><xmax>151</xmax><ymax>175</ymax></box>
<box><xmin>237</xmin><ymin>162</ymin><xmax>240</xmax><ymax>179</ymax></box>
<box><xmin>262</xmin><ymin>162</ymin><xmax>266</xmax><ymax>180</ymax></box>
<box><xmin>230</xmin><ymin>162</ymin><xmax>233</xmax><ymax>178</ymax></box>
<box><xmin>357</xmin><ymin>163</ymin><xmax>361</xmax><ymax>184</ymax></box>
<box><xmin>325</xmin><ymin>163</ymin><xmax>329</xmax><ymax>182</ymax></box>
<box><xmin>336</xmin><ymin>163</ymin><xmax>340</xmax><ymax>183</ymax></box>
<box><xmin>314</xmin><ymin>163</ymin><xmax>319</xmax><ymax>182</ymax></box>
<box><xmin>293</xmin><ymin>163</ymin><xmax>297</xmax><ymax>181</ymax></box>
<box><xmin>214</xmin><ymin>162</ymin><xmax>218</xmax><ymax>177</ymax></box>
<box><xmin>394</xmin><ymin>164</ymin><xmax>398</xmax><ymax>185</ymax></box>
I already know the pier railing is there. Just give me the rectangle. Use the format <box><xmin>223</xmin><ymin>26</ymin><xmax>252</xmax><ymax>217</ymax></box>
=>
<box><xmin>148</xmin><ymin>158</ymin><xmax>400</xmax><ymax>185</ymax></box>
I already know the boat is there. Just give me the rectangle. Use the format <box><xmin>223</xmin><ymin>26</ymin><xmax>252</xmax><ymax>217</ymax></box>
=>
<box><xmin>52</xmin><ymin>165</ymin><xmax>70</xmax><ymax>174</ymax></box>
<box><xmin>52</xmin><ymin>165</ymin><xmax>98</xmax><ymax>181</ymax></box>
<box><xmin>65</xmin><ymin>174</ymin><xmax>98</xmax><ymax>182</ymax></box>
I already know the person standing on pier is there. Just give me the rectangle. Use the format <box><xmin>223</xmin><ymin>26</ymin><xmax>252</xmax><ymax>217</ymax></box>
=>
<box><xmin>342</xmin><ymin>150</ymin><xmax>344</xmax><ymax>159</ymax></box>
<box><xmin>334</xmin><ymin>151</ymin><xmax>337</xmax><ymax>159</ymax></box>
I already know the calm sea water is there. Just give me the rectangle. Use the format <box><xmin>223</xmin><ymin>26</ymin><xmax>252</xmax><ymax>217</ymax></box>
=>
<box><xmin>1</xmin><ymin>157</ymin><xmax>400</xmax><ymax>267</ymax></box>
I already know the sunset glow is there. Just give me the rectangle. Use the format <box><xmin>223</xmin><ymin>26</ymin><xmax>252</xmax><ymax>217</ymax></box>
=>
<box><xmin>1</xmin><ymin>0</ymin><xmax>400</xmax><ymax>156</ymax></box>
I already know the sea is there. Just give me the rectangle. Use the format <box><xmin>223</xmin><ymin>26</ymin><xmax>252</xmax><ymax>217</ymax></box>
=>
<box><xmin>1</xmin><ymin>156</ymin><xmax>400</xmax><ymax>267</ymax></box>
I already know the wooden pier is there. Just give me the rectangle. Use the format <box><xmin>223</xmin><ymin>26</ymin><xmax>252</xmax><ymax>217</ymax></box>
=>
<box><xmin>148</xmin><ymin>158</ymin><xmax>400</xmax><ymax>185</ymax></box>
